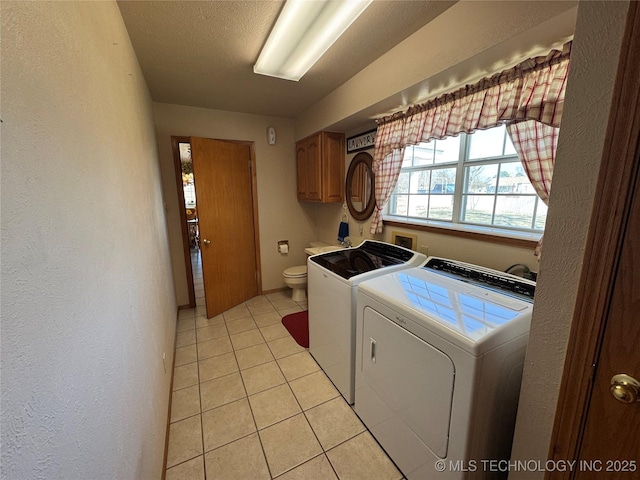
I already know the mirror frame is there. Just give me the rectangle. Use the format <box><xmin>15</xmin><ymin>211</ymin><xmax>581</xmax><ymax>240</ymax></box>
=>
<box><xmin>345</xmin><ymin>152</ymin><xmax>376</xmax><ymax>221</ymax></box>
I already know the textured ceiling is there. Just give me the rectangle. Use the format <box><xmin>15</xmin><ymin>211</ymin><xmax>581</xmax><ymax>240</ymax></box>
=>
<box><xmin>117</xmin><ymin>0</ymin><xmax>456</xmax><ymax>118</ymax></box>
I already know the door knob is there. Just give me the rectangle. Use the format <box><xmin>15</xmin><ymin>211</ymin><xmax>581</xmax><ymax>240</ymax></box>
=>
<box><xmin>202</xmin><ymin>239</ymin><xmax>211</xmax><ymax>246</ymax></box>
<box><xmin>610</xmin><ymin>374</ymin><xmax>640</xmax><ymax>404</ymax></box>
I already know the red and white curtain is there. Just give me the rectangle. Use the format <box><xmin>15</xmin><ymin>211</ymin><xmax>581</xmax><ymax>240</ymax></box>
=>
<box><xmin>370</xmin><ymin>113</ymin><xmax>406</xmax><ymax>234</ymax></box>
<box><xmin>506</xmin><ymin>121</ymin><xmax>559</xmax><ymax>259</ymax></box>
<box><xmin>371</xmin><ymin>42</ymin><xmax>571</xmax><ymax>258</ymax></box>
<box><xmin>506</xmin><ymin>121</ymin><xmax>558</xmax><ymax>204</ymax></box>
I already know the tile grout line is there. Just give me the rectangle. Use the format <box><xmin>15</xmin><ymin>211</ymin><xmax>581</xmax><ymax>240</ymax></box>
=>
<box><xmin>167</xmin><ymin>265</ymin><xmax>339</xmax><ymax>479</ymax></box>
<box><xmin>194</xmin><ymin>252</ymin><xmax>207</xmax><ymax>480</ymax></box>
<box><xmin>248</xmin><ymin>322</ymin><xmax>317</xmax><ymax>480</ymax></box>
<box><xmin>238</xmin><ymin>354</ymin><xmax>274</xmax><ymax>479</ymax></box>
<box><xmin>166</xmin><ymin>251</ymin><xmax>205</xmax><ymax>475</ymax></box>
<box><xmin>199</xmin><ymin>300</ymin><xmax>307</xmax><ymax>477</ymax></box>
<box><xmin>234</xmin><ymin>311</ymin><xmax>281</xmax><ymax>479</ymax></box>
<box><xmin>251</xmin><ymin>320</ymin><xmax>336</xmax><ymax>479</ymax></box>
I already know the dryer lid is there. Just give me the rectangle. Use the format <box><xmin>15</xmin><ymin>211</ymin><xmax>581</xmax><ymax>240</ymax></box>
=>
<box><xmin>359</xmin><ymin>265</ymin><xmax>533</xmax><ymax>356</ymax></box>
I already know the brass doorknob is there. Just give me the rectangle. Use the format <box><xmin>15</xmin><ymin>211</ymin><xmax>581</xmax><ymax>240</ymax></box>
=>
<box><xmin>202</xmin><ymin>239</ymin><xmax>211</xmax><ymax>246</ymax></box>
<box><xmin>610</xmin><ymin>374</ymin><xmax>640</xmax><ymax>404</ymax></box>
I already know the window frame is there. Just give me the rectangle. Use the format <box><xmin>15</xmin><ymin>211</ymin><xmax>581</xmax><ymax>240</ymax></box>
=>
<box><xmin>386</xmin><ymin>126</ymin><xmax>545</xmax><ymax>240</ymax></box>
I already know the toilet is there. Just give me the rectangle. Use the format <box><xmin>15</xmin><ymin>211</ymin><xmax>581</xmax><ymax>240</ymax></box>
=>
<box><xmin>282</xmin><ymin>242</ymin><xmax>330</xmax><ymax>302</ymax></box>
<box><xmin>283</xmin><ymin>265</ymin><xmax>308</xmax><ymax>302</ymax></box>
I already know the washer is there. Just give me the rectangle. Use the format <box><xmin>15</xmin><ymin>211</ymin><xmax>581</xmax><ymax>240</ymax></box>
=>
<box><xmin>308</xmin><ymin>240</ymin><xmax>426</xmax><ymax>404</ymax></box>
<box><xmin>354</xmin><ymin>257</ymin><xmax>535</xmax><ymax>479</ymax></box>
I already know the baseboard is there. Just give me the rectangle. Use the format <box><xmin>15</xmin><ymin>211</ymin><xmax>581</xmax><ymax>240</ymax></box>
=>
<box><xmin>261</xmin><ymin>286</ymin><xmax>288</xmax><ymax>295</ymax></box>
<box><xmin>161</xmin><ymin>313</ymin><xmax>178</xmax><ymax>479</ymax></box>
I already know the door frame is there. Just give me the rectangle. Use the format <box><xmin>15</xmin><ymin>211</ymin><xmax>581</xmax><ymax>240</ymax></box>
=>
<box><xmin>171</xmin><ymin>136</ymin><xmax>196</xmax><ymax>308</ymax></box>
<box><xmin>171</xmin><ymin>136</ymin><xmax>263</xmax><ymax>309</ymax></box>
<box><xmin>547</xmin><ymin>2</ymin><xmax>640</xmax><ymax>476</ymax></box>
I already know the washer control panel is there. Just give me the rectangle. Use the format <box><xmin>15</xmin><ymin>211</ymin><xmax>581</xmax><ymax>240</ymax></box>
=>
<box><xmin>424</xmin><ymin>257</ymin><xmax>536</xmax><ymax>300</ymax></box>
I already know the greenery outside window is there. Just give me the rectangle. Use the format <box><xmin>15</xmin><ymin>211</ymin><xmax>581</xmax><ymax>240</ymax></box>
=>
<box><xmin>388</xmin><ymin>124</ymin><xmax>546</xmax><ymax>234</ymax></box>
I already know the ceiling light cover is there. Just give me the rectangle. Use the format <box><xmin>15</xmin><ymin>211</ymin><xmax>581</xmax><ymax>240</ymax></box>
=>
<box><xmin>254</xmin><ymin>0</ymin><xmax>373</xmax><ymax>81</ymax></box>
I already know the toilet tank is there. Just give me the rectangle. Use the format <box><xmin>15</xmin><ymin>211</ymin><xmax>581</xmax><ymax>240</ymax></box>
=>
<box><xmin>309</xmin><ymin>241</ymin><xmax>330</xmax><ymax>248</ymax></box>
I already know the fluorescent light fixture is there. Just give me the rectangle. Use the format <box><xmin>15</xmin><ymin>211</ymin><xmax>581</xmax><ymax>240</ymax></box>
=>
<box><xmin>254</xmin><ymin>0</ymin><xmax>373</xmax><ymax>81</ymax></box>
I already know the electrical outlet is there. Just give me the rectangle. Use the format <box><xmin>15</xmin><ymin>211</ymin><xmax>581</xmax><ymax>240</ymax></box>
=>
<box><xmin>419</xmin><ymin>245</ymin><xmax>429</xmax><ymax>256</ymax></box>
<box><xmin>162</xmin><ymin>352</ymin><xmax>166</xmax><ymax>374</ymax></box>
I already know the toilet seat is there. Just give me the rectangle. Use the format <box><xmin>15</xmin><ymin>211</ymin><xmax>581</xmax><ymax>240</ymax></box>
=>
<box><xmin>283</xmin><ymin>265</ymin><xmax>307</xmax><ymax>278</ymax></box>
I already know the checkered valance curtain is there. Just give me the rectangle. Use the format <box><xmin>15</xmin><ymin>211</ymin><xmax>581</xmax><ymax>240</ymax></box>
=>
<box><xmin>371</xmin><ymin>42</ymin><xmax>572</xmax><ymax>247</ymax></box>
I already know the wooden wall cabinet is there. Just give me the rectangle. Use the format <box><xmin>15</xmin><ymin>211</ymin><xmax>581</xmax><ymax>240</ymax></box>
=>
<box><xmin>296</xmin><ymin>131</ymin><xmax>345</xmax><ymax>203</ymax></box>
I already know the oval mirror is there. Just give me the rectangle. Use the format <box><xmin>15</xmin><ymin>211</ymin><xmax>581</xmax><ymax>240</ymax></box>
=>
<box><xmin>346</xmin><ymin>152</ymin><xmax>375</xmax><ymax>221</ymax></box>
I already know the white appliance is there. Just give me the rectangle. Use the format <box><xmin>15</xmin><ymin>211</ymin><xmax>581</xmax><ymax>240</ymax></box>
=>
<box><xmin>354</xmin><ymin>258</ymin><xmax>536</xmax><ymax>479</ymax></box>
<box><xmin>308</xmin><ymin>240</ymin><xmax>426</xmax><ymax>404</ymax></box>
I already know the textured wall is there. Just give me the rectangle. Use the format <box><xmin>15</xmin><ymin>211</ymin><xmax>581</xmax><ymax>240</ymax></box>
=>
<box><xmin>152</xmin><ymin>102</ymin><xmax>317</xmax><ymax>304</ymax></box>
<box><xmin>1</xmin><ymin>2</ymin><xmax>176</xmax><ymax>479</ymax></box>
<box><xmin>509</xmin><ymin>1</ymin><xmax>629</xmax><ymax>475</ymax></box>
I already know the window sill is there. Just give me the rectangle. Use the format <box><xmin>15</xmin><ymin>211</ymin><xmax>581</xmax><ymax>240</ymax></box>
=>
<box><xmin>383</xmin><ymin>216</ymin><xmax>541</xmax><ymax>249</ymax></box>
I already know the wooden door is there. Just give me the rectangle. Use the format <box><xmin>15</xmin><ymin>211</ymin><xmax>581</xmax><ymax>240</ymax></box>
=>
<box><xmin>190</xmin><ymin>137</ymin><xmax>258</xmax><ymax>318</ymax></box>
<box><xmin>548</xmin><ymin>3</ymin><xmax>640</xmax><ymax>477</ymax></box>
<box><xmin>576</xmin><ymin>162</ymin><xmax>640</xmax><ymax>474</ymax></box>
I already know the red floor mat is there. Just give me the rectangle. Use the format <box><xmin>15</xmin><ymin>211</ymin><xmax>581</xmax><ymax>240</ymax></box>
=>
<box><xmin>282</xmin><ymin>311</ymin><xmax>309</xmax><ymax>348</ymax></box>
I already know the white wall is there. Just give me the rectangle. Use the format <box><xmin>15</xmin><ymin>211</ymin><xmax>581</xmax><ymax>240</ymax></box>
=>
<box><xmin>152</xmin><ymin>103</ymin><xmax>318</xmax><ymax>305</ymax></box>
<box><xmin>509</xmin><ymin>1</ymin><xmax>630</xmax><ymax>475</ymax></box>
<box><xmin>1</xmin><ymin>2</ymin><xmax>176</xmax><ymax>479</ymax></box>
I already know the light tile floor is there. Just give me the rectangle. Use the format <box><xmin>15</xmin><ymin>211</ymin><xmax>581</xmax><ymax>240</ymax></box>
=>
<box><xmin>165</xmin><ymin>249</ymin><xmax>403</xmax><ymax>480</ymax></box>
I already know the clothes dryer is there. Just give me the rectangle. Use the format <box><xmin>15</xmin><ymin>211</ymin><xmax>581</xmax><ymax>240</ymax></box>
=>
<box><xmin>355</xmin><ymin>258</ymin><xmax>535</xmax><ymax>479</ymax></box>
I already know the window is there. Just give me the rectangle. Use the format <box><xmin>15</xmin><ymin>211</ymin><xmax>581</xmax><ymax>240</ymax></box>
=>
<box><xmin>179</xmin><ymin>142</ymin><xmax>196</xmax><ymax>208</ymax></box>
<box><xmin>388</xmin><ymin>124</ymin><xmax>546</xmax><ymax>233</ymax></box>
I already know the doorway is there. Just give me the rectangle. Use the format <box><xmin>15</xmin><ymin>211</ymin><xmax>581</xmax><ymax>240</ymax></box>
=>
<box><xmin>171</xmin><ymin>136</ymin><xmax>262</xmax><ymax>316</ymax></box>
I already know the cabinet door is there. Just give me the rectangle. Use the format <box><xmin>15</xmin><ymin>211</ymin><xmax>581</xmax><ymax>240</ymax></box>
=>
<box><xmin>306</xmin><ymin>133</ymin><xmax>322</xmax><ymax>201</ymax></box>
<box><xmin>296</xmin><ymin>140</ymin><xmax>307</xmax><ymax>200</ymax></box>
<box><xmin>322</xmin><ymin>132</ymin><xmax>345</xmax><ymax>202</ymax></box>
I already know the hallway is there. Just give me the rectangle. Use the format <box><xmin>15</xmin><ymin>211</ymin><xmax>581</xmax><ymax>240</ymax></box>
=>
<box><xmin>165</xmin><ymin>249</ymin><xmax>402</xmax><ymax>479</ymax></box>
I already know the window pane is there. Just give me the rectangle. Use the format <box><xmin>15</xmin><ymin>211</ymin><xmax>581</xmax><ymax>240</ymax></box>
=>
<box><xmin>534</xmin><ymin>201</ymin><xmax>548</xmax><ymax>230</ymax></box>
<box><xmin>183</xmin><ymin>184</ymin><xmax>196</xmax><ymax>206</ymax></box>
<box><xmin>413</xmin><ymin>142</ymin><xmax>435</xmax><ymax>166</ymax></box>
<box><xmin>430</xmin><ymin>168</ymin><xmax>456</xmax><ymax>193</ymax></box>
<box><xmin>389</xmin><ymin>124</ymin><xmax>544</xmax><ymax>235</ymax></box>
<box><xmin>494</xmin><ymin>196</ymin><xmax>535</xmax><ymax>228</ymax></box>
<box><xmin>434</xmin><ymin>136</ymin><xmax>460</xmax><ymax>164</ymax></box>
<box><xmin>179</xmin><ymin>143</ymin><xmax>191</xmax><ymax>161</ymax></box>
<box><xmin>396</xmin><ymin>172</ymin><xmax>410</xmax><ymax>194</ymax></box>
<box><xmin>408</xmin><ymin>195</ymin><xmax>429</xmax><ymax>218</ymax></box>
<box><xmin>465</xmin><ymin>164</ymin><xmax>498</xmax><ymax>193</ymax></box>
<box><xmin>469</xmin><ymin>124</ymin><xmax>506</xmax><ymax>159</ymax></box>
<box><xmin>402</xmin><ymin>146</ymin><xmax>413</xmax><ymax>168</ymax></box>
<box><xmin>462</xmin><ymin>195</ymin><xmax>495</xmax><ymax>225</ymax></box>
<box><xmin>410</xmin><ymin>171</ymin><xmax>430</xmax><ymax>194</ymax></box>
<box><xmin>504</xmin><ymin>133</ymin><xmax>517</xmax><ymax>156</ymax></box>
<box><xmin>392</xmin><ymin>195</ymin><xmax>408</xmax><ymax>215</ymax></box>
<box><xmin>497</xmin><ymin>163</ymin><xmax>532</xmax><ymax>193</ymax></box>
<box><xmin>429</xmin><ymin>195</ymin><xmax>454</xmax><ymax>220</ymax></box>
